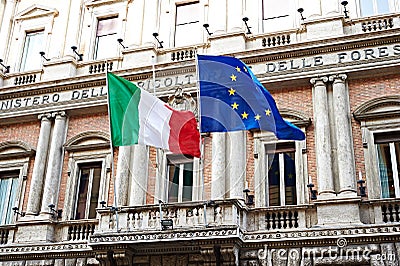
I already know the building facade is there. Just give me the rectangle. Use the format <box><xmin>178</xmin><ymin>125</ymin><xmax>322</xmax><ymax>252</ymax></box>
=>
<box><xmin>0</xmin><ymin>0</ymin><xmax>400</xmax><ymax>265</ymax></box>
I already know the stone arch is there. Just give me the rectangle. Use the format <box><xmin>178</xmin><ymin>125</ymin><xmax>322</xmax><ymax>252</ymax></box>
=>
<box><xmin>0</xmin><ymin>140</ymin><xmax>35</xmax><ymax>158</ymax></box>
<box><xmin>279</xmin><ymin>108</ymin><xmax>311</xmax><ymax>127</ymax></box>
<box><xmin>353</xmin><ymin>95</ymin><xmax>400</xmax><ymax>121</ymax></box>
<box><xmin>64</xmin><ymin>131</ymin><xmax>110</xmax><ymax>151</ymax></box>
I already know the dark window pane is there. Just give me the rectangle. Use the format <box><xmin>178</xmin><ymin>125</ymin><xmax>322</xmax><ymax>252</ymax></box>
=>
<box><xmin>75</xmin><ymin>163</ymin><xmax>102</xmax><ymax>219</ymax></box>
<box><xmin>75</xmin><ymin>168</ymin><xmax>90</xmax><ymax>219</ymax></box>
<box><xmin>168</xmin><ymin>164</ymin><xmax>179</xmax><ymax>202</ymax></box>
<box><xmin>284</xmin><ymin>152</ymin><xmax>296</xmax><ymax>205</ymax></box>
<box><xmin>88</xmin><ymin>166</ymin><xmax>101</xmax><ymax>219</ymax></box>
<box><xmin>268</xmin><ymin>153</ymin><xmax>280</xmax><ymax>206</ymax></box>
<box><xmin>182</xmin><ymin>163</ymin><xmax>193</xmax><ymax>202</ymax></box>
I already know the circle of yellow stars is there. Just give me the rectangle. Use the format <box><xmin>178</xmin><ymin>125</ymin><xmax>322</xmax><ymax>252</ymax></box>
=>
<box><xmin>229</xmin><ymin>66</ymin><xmax>271</xmax><ymax>121</ymax></box>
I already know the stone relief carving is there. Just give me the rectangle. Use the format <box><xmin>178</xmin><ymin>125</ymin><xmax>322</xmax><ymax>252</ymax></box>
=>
<box><xmin>167</xmin><ymin>87</ymin><xmax>197</xmax><ymax>116</ymax></box>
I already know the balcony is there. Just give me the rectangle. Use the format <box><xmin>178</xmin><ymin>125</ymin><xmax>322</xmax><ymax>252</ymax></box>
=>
<box><xmin>58</xmin><ymin>220</ymin><xmax>98</xmax><ymax>242</ymax></box>
<box><xmin>360</xmin><ymin>198</ymin><xmax>400</xmax><ymax>224</ymax></box>
<box><xmin>0</xmin><ymin>225</ymin><xmax>16</xmax><ymax>245</ymax></box>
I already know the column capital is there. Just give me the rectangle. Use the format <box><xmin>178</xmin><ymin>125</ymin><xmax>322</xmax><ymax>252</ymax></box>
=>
<box><xmin>38</xmin><ymin>113</ymin><xmax>52</xmax><ymax>121</ymax></box>
<box><xmin>310</xmin><ymin>76</ymin><xmax>328</xmax><ymax>85</ymax></box>
<box><xmin>51</xmin><ymin>111</ymin><xmax>67</xmax><ymax>119</ymax></box>
<box><xmin>329</xmin><ymin>74</ymin><xmax>347</xmax><ymax>83</ymax></box>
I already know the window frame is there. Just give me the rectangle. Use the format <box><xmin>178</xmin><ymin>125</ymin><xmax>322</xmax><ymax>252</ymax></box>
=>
<box><xmin>261</xmin><ymin>0</ymin><xmax>296</xmax><ymax>33</ymax></box>
<box><xmin>354</xmin><ymin>95</ymin><xmax>400</xmax><ymax>200</ymax></box>
<box><xmin>374</xmin><ymin>132</ymin><xmax>400</xmax><ymax>199</ymax></box>
<box><xmin>266</xmin><ymin>143</ymin><xmax>297</xmax><ymax>207</ymax></box>
<box><xmin>252</xmin><ymin>109</ymin><xmax>309</xmax><ymax>208</ymax></box>
<box><xmin>20</xmin><ymin>30</ymin><xmax>45</xmax><ymax>72</ymax></box>
<box><xmin>173</xmin><ymin>1</ymin><xmax>202</xmax><ymax>47</ymax></box>
<box><xmin>166</xmin><ymin>155</ymin><xmax>194</xmax><ymax>203</ymax></box>
<box><xmin>74</xmin><ymin>162</ymin><xmax>103</xmax><ymax>220</ymax></box>
<box><xmin>358</xmin><ymin>0</ymin><xmax>392</xmax><ymax>17</ymax></box>
<box><xmin>156</xmin><ymin>151</ymin><xmax>201</xmax><ymax>204</ymax></box>
<box><xmin>93</xmin><ymin>16</ymin><xmax>119</xmax><ymax>60</ymax></box>
<box><xmin>0</xmin><ymin>141</ymin><xmax>33</xmax><ymax>224</ymax></box>
<box><xmin>64</xmin><ymin>131</ymin><xmax>111</xmax><ymax>221</ymax></box>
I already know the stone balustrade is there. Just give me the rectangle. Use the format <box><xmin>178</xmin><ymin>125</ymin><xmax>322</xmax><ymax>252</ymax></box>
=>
<box><xmin>96</xmin><ymin>200</ymin><xmax>245</xmax><ymax>233</ymax></box>
<box><xmin>58</xmin><ymin>220</ymin><xmax>98</xmax><ymax>242</ymax></box>
<box><xmin>362</xmin><ymin>199</ymin><xmax>400</xmax><ymax>224</ymax></box>
<box><xmin>0</xmin><ymin>225</ymin><xmax>16</xmax><ymax>245</ymax></box>
<box><xmin>247</xmin><ymin>205</ymin><xmax>315</xmax><ymax>231</ymax></box>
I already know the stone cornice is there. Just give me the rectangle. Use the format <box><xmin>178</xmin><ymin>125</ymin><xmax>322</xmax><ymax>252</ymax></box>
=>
<box><xmin>0</xmin><ymin>243</ymin><xmax>93</xmax><ymax>260</ymax></box>
<box><xmin>241</xmin><ymin>28</ymin><xmax>400</xmax><ymax>64</ymax></box>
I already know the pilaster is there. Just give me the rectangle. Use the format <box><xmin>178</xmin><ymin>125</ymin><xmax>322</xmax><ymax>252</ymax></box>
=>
<box><xmin>310</xmin><ymin>76</ymin><xmax>335</xmax><ymax>198</ymax></box>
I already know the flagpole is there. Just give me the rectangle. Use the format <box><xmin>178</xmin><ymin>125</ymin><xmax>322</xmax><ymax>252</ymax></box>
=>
<box><xmin>194</xmin><ymin>50</ymin><xmax>207</xmax><ymax>225</ymax></box>
<box><xmin>105</xmin><ymin>60</ymin><xmax>119</xmax><ymax>232</ymax></box>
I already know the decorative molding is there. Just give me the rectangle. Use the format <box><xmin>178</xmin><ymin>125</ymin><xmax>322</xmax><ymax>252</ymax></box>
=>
<box><xmin>89</xmin><ymin>226</ymin><xmax>240</xmax><ymax>244</ymax></box>
<box><xmin>15</xmin><ymin>5</ymin><xmax>59</xmax><ymax>21</ymax></box>
<box><xmin>0</xmin><ymin>140</ymin><xmax>36</xmax><ymax>159</ymax></box>
<box><xmin>353</xmin><ymin>95</ymin><xmax>400</xmax><ymax>121</ymax></box>
<box><xmin>64</xmin><ymin>131</ymin><xmax>110</xmax><ymax>151</ymax></box>
<box><xmin>279</xmin><ymin>108</ymin><xmax>311</xmax><ymax>127</ymax></box>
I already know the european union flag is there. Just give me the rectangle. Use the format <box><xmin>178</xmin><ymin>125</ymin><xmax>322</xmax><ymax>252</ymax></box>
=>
<box><xmin>197</xmin><ymin>55</ymin><xmax>305</xmax><ymax>140</ymax></box>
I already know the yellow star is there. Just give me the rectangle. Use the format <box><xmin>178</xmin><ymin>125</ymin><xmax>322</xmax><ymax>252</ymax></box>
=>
<box><xmin>241</xmin><ymin>112</ymin><xmax>248</xmax><ymax>119</ymax></box>
<box><xmin>228</xmin><ymin>88</ymin><xmax>235</xmax><ymax>95</ymax></box>
<box><xmin>265</xmin><ymin>109</ymin><xmax>271</xmax><ymax>116</ymax></box>
<box><xmin>230</xmin><ymin>74</ymin><xmax>237</xmax><ymax>81</ymax></box>
<box><xmin>288</xmin><ymin>173</ymin><xmax>293</xmax><ymax>179</ymax></box>
<box><xmin>231</xmin><ymin>102</ymin><xmax>239</xmax><ymax>110</ymax></box>
<box><xmin>255</xmin><ymin>114</ymin><xmax>261</xmax><ymax>121</ymax></box>
<box><xmin>275</xmin><ymin>171</ymin><xmax>279</xmax><ymax>176</ymax></box>
<box><xmin>235</xmin><ymin>66</ymin><xmax>241</xmax><ymax>72</ymax></box>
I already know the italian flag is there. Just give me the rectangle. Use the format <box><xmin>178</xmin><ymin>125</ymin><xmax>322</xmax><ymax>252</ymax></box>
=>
<box><xmin>107</xmin><ymin>73</ymin><xmax>201</xmax><ymax>158</ymax></box>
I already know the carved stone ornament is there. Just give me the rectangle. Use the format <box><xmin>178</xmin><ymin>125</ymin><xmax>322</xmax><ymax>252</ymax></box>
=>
<box><xmin>167</xmin><ymin>87</ymin><xmax>197</xmax><ymax>116</ymax></box>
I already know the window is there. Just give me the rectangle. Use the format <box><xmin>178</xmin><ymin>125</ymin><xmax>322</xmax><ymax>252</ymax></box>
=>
<box><xmin>266</xmin><ymin>143</ymin><xmax>297</xmax><ymax>206</ymax></box>
<box><xmin>74</xmin><ymin>162</ymin><xmax>102</xmax><ymax>219</ymax></box>
<box><xmin>94</xmin><ymin>17</ymin><xmax>118</xmax><ymax>60</ymax></box>
<box><xmin>20</xmin><ymin>30</ymin><xmax>44</xmax><ymax>72</ymax></box>
<box><xmin>167</xmin><ymin>155</ymin><xmax>194</xmax><ymax>203</ymax></box>
<box><xmin>0</xmin><ymin>171</ymin><xmax>19</xmax><ymax>224</ymax></box>
<box><xmin>375</xmin><ymin>132</ymin><xmax>400</xmax><ymax>198</ymax></box>
<box><xmin>360</xmin><ymin>0</ymin><xmax>390</xmax><ymax>17</ymax></box>
<box><xmin>262</xmin><ymin>0</ymin><xmax>293</xmax><ymax>33</ymax></box>
<box><xmin>175</xmin><ymin>2</ymin><xmax>201</xmax><ymax>47</ymax></box>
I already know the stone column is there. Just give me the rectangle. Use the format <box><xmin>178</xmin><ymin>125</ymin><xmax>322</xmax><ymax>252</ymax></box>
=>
<box><xmin>26</xmin><ymin>114</ymin><xmax>52</xmax><ymax>215</ymax></box>
<box><xmin>40</xmin><ymin>112</ymin><xmax>68</xmax><ymax>215</ymax></box>
<box><xmin>227</xmin><ymin>131</ymin><xmax>245</xmax><ymax>199</ymax></box>
<box><xmin>310</xmin><ymin>77</ymin><xmax>335</xmax><ymax>198</ymax></box>
<box><xmin>115</xmin><ymin>146</ymin><xmax>131</xmax><ymax>206</ymax></box>
<box><xmin>129</xmin><ymin>145</ymin><xmax>148</xmax><ymax>206</ymax></box>
<box><xmin>211</xmin><ymin>133</ymin><xmax>226</xmax><ymax>200</ymax></box>
<box><xmin>330</xmin><ymin>74</ymin><xmax>357</xmax><ymax>196</ymax></box>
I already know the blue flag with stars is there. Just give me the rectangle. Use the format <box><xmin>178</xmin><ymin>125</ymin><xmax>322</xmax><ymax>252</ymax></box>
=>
<box><xmin>197</xmin><ymin>55</ymin><xmax>305</xmax><ymax>140</ymax></box>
